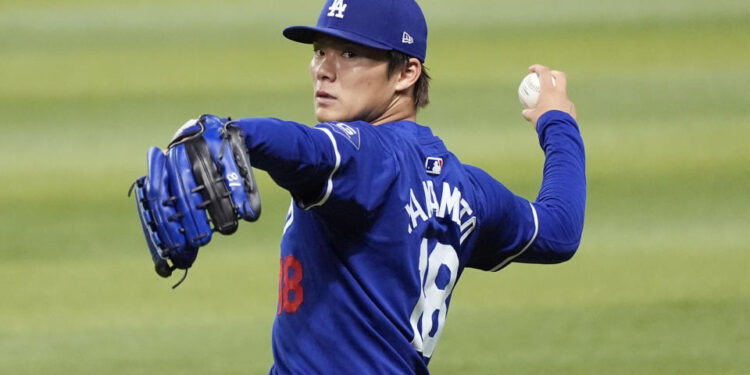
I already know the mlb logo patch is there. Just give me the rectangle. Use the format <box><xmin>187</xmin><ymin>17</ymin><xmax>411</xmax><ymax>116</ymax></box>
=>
<box><xmin>425</xmin><ymin>157</ymin><xmax>443</xmax><ymax>175</ymax></box>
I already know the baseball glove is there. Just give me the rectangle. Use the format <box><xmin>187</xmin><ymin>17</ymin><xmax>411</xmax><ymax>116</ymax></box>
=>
<box><xmin>129</xmin><ymin>115</ymin><xmax>261</xmax><ymax>287</ymax></box>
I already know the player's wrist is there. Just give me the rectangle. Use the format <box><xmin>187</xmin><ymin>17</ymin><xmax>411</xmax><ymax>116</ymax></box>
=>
<box><xmin>535</xmin><ymin>110</ymin><xmax>580</xmax><ymax>141</ymax></box>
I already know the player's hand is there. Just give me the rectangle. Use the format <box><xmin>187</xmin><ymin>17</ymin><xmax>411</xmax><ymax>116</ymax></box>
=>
<box><xmin>521</xmin><ymin>64</ymin><xmax>578</xmax><ymax>128</ymax></box>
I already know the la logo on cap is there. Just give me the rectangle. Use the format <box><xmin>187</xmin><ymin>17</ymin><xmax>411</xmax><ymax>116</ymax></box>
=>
<box><xmin>327</xmin><ymin>0</ymin><xmax>347</xmax><ymax>18</ymax></box>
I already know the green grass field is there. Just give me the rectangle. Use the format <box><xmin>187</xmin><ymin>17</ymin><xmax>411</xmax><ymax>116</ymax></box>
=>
<box><xmin>1</xmin><ymin>0</ymin><xmax>749</xmax><ymax>373</ymax></box>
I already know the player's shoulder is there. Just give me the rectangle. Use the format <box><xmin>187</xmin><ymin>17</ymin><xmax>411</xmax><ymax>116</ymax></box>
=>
<box><xmin>315</xmin><ymin>121</ymin><xmax>387</xmax><ymax>152</ymax></box>
<box><xmin>459</xmin><ymin>163</ymin><xmax>503</xmax><ymax>195</ymax></box>
<box><xmin>315</xmin><ymin>120</ymin><xmax>435</xmax><ymax>158</ymax></box>
<box><xmin>461</xmin><ymin>163</ymin><xmax>492</xmax><ymax>180</ymax></box>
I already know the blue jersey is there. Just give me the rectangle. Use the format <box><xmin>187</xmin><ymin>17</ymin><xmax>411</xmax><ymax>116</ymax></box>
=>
<box><xmin>233</xmin><ymin>110</ymin><xmax>586</xmax><ymax>374</ymax></box>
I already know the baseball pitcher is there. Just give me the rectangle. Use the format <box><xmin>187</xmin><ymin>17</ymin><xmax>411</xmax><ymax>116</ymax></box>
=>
<box><xmin>131</xmin><ymin>0</ymin><xmax>586</xmax><ymax>373</ymax></box>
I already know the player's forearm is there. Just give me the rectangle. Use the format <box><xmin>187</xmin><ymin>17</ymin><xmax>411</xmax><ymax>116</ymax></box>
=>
<box><xmin>517</xmin><ymin>110</ymin><xmax>586</xmax><ymax>263</ymax></box>
<box><xmin>232</xmin><ymin>117</ymin><xmax>334</xmax><ymax>200</ymax></box>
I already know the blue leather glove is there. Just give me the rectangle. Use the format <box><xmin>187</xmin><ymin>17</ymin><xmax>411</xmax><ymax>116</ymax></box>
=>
<box><xmin>130</xmin><ymin>115</ymin><xmax>261</xmax><ymax>287</ymax></box>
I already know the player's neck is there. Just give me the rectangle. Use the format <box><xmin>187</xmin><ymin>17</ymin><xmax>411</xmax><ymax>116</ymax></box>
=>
<box><xmin>371</xmin><ymin>94</ymin><xmax>416</xmax><ymax>126</ymax></box>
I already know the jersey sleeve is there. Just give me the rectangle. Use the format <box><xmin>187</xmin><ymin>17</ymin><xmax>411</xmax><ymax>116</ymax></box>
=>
<box><xmin>467</xmin><ymin>110</ymin><xmax>586</xmax><ymax>271</ymax></box>
<box><xmin>465</xmin><ymin>167</ymin><xmax>540</xmax><ymax>271</ymax></box>
<box><xmin>232</xmin><ymin>118</ymin><xmax>397</xmax><ymax>212</ymax></box>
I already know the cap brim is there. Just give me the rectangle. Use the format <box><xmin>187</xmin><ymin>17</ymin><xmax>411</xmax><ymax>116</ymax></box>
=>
<box><xmin>283</xmin><ymin>26</ymin><xmax>393</xmax><ymax>52</ymax></box>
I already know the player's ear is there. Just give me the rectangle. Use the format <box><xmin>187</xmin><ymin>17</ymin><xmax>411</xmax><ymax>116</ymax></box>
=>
<box><xmin>394</xmin><ymin>58</ymin><xmax>422</xmax><ymax>92</ymax></box>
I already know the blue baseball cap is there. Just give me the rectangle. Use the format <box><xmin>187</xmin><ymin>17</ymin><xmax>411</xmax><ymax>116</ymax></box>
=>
<box><xmin>283</xmin><ymin>0</ymin><xmax>428</xmax><ymax>62</ymax></box>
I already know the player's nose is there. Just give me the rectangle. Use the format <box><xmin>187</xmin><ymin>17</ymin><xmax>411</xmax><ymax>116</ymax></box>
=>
<box><xmin>312</xmin><ymin>54</ymin><xmax>336</xmax><ymax>82</ymax></box>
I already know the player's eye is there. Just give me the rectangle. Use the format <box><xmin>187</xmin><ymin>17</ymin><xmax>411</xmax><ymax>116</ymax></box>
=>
<box><xmin>313</xmin><ymin>48</ymin><xmax>324</xmax><ymax>57</ymax></box>
<box><xmin>342</xmin><ymin>50</ymin><xmax>356</xmax><ymax>58</ymax></box>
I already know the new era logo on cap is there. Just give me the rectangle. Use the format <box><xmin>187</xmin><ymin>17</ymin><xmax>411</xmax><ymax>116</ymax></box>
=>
<box><xmin>402</xmin><ymin>32</ymin><xmax>414</xmax><ymax>44</ymax></box>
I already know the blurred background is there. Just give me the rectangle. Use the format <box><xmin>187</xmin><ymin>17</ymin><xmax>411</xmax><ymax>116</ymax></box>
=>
<box><xmin>1</xmin><ymin>0</ymin><xmax>748</xmax><ymax>373</ymax></box>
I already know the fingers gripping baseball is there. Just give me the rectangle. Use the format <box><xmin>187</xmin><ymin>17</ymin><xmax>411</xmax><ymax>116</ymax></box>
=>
<box><xmin>521</xmin><ymin>64</ymin><xmax>578</xmax><ymax>127</ymax></box>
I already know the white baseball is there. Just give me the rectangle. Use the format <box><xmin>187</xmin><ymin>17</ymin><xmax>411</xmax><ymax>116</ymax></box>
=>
<box><xmin>518</xmin><ymin>72</ymin><xmax>556</xmax><ymax>109</ymax></box>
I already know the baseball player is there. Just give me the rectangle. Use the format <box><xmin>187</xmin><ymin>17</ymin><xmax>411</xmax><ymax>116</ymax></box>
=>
<box><xmin>133</xmin><ymin>0</ymin><xmax>585</xmax><ymax>373</ymax></box>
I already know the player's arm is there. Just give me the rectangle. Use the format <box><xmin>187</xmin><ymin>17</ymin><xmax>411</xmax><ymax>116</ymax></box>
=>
<box><xmin>515</xmin><ymin>64</ymin><xmax>586</xmax><ymax>263</ymax></box>
<box><xmin>467</xmin><ymin>65</ymin><xmax>585</xmax><ymax>270</ymax></box>
<box><xmin>515</xmin><ymin>109</ymin><xmax>585</xmax><ymax>263</ymax></box>
<box><xmin>230</xmin><ymin>118</ymin><xmax>394</xmax><ymax>210</ymax></box>
<box><xmin>227</xmin><ymin>117</ymin><xmax>333</xmax><ymax>205</ymax></box>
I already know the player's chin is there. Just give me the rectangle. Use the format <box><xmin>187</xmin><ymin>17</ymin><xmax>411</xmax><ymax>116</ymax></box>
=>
<box><xmin>314</xmin><ymin>107</ymin><xmax>347</xmax><ymax>123</ymax></box>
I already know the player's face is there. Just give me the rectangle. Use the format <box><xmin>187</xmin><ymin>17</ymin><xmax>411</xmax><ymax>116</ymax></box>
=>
<box><xmin>310</xmin><ymin>36</ymin><xmax>399</xmax><ymax>125</ymax></box>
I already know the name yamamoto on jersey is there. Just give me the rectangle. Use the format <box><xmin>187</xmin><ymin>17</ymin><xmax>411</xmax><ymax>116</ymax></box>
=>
<box><xmin>404</xmin><ymin>180</ymin><xmax>477</xmax><ymax>245</ymax></box>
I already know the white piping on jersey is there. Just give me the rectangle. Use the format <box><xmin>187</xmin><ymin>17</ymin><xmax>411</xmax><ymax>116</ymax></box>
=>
<box><xmin>490</xmin><ymin>202</ymin><xmax>539</xmax><ymax>272</ymax></box>
<box><xmin>306</xmin><ymin>127</ymin><xmax>341</xmax><ymax>209</ymax></box>
<box><xmin>282</xmin><ymin>199</ymin><xmax>294</xmax><ymax>235</ymax></box>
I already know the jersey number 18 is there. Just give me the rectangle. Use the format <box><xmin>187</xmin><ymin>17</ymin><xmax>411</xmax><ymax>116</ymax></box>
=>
<box><xmin>409</xmin><ymin>238</ymin><xmax>459</xmax><ymax>358</ymax></box>
<box><xmin>278</xmin><ymin>255</ymin><xmax>304</xmax><ymax>315</ymax></box>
